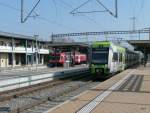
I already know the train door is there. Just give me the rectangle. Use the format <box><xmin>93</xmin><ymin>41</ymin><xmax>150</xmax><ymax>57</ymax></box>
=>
<box><xmin>121</xmin><ymin>53</ymin><xmax>125</xmax><ymax>70</ymax></box>
<box><xmin>110</xmin><ymin>45</ymin><xmax>118</xmax><ymax>73</ymax></box>
<box><xmin>119</xmin><ymin>53</ymin><xmax>124</xmax><ymax>71</ymax></box>
<box><xmin>108</xmin><ymin>47</ymin><xmax>113</xmax><ymax>73</ymax></box>
<box><xmin>118</xmin><ymin>53</ymin><xmax>122</xmax><ymax>71</ymax></box>
<box><xmin>111</xmin><ymin>52</ymin><xmax>119</xmax><ymax>73</ymax></box>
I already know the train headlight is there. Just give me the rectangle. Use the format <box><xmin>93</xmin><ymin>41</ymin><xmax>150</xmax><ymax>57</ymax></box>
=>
<box><xmin>91</xmin><ymin>64</ymin><xmax>94</xmax><ymax>67</ymax></box>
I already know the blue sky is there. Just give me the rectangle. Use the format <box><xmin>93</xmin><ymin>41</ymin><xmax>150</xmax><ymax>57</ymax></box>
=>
<box><xmin>0</xmin><ymin>0</ymin><xmax>149</xmax><ymax>40</ymax></box>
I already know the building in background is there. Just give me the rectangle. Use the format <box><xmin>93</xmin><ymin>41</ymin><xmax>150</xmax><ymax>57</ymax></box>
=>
<box><xmin>0</xmin><ymin>31</ymin><xmax>49</xmax><ymax>68</ymax></box>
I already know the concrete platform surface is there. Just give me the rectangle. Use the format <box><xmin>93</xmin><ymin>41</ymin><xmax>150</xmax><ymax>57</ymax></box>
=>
<box><xmin>45</xmin><ymin>66</ymin><xmax>150</xmax><ymax>113</ymax></box>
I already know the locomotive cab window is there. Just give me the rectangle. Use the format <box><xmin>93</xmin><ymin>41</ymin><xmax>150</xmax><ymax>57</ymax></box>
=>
<box><xmin>91</xmin><ymin>48</ymin><xmax>109</xmax><ymax>64</ymax></box>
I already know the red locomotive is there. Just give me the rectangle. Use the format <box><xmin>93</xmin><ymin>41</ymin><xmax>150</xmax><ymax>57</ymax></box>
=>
<box><xmin>75</xmin><ymin>53</ymin><xmax>87</xmax><ymax>64</ymax></box>
<box><xmin>48</xmin><ymin>52</ymin><xmax>66</xmax><ymax>66</ymax></box>
<box><xmin>48</xmin><ymin>52</ymin><xmax>87</xmax><ymax>66</ymax></box>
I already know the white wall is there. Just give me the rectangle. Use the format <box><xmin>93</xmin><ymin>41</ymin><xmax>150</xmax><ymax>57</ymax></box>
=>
<box><xmin>0</xmin><ymin>53</ymin><xmax>8</xmax><ymax>67</ymax></box>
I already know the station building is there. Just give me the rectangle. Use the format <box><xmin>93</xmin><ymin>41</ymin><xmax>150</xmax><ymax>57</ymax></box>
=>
<box><xmin>0</xmin><ymin>31</ymin><xmax>49</xmax><ymax>68</ymax></box>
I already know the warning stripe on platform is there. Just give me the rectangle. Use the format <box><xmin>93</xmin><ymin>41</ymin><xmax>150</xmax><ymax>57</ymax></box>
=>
<box><xmin>76</xmin><ymin>70</ymin><xmax>135</xmax><ymax>113</ymax></box>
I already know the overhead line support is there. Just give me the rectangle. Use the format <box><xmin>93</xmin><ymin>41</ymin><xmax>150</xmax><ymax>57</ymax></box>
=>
<box><xmin>21</xmin><ymin>0</ymin><xmax>41</xmax><ymax>23</ymax></box>
<box><xmin>51</xmin><ymin>30</ymin><xmax>150</xmax><ymax>38</ymax></box>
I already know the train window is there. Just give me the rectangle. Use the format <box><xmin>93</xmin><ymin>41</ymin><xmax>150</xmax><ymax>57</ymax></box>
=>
<box><xmin>92</xmin><ymin>51</ymin><xmax>108</xmax><ymax>64</ymax></box>
<box><xmin>113</xmin><ymin>53</ymin><xmax>118</xmax><ymax>62</ymax></box>
<box><xmin>119</xmin><ymin>53</ymin><xmax>122</xmax><ymax>62</ymax></box>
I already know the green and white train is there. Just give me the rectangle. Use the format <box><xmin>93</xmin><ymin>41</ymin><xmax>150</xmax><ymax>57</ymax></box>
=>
<box><xmin>90</xmin><ymin>41</ymin><xmax>143</xmax><ymax>77</ymax></box>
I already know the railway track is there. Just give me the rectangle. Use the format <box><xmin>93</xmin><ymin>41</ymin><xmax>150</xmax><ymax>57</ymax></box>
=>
<box><xmin>0</xmin><ymin>72</ymin><xmax>100</xmax><ymax>113</ymax></box>
<box><xmin>0</xmin><ymin>70</ymin><xmax>89</xmax><ymax>102</ymax></box>
<box><xmin>23</xmin><ymin>80</ymin><xmax>99</xmax><ymax>113</ymax></box>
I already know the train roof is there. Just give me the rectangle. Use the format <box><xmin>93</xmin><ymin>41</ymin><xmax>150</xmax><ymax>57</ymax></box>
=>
<box><xmin>92</xmin><ymin>41</ymin><xmax>125</xmax><ymax>52</ymax></box>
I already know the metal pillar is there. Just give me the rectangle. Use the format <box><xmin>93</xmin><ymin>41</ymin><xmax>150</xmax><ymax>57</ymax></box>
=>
<box><xmin>11</xmin><ymin>38</ymin><xmax>15</xmax><ymax>67</ymax></box>
<box><xmin>34</xmin><ymin>35</ymin><xmax>39</xmax><ymax>69</ymax></box>
<box><xmin>138</xmin><ymin>31</ymin><xmax>140</xmax><ymax>40</ymax></box>
<box><xmin>25</xmin><ymin>40</ymin><xmax>28</xmax><ymax>66</ymax></box>
<box><xmin>39</xmin><ymin>54</ymin><xmax>40</xmax><ymax>64</ymax></box>
<box><xmin>39</xmin><ymin>42</ymin><xmax>40</xmax><ymax>64</ymax></box>
<box><xmin>149</xmin><ymin>28</ymin><xmax>150</xmax><ymax>40</ymax></box>
<box><xmin>31</xmin><ymin>40</ymin><xmax>34</xmax><ymax>66</ymax></box>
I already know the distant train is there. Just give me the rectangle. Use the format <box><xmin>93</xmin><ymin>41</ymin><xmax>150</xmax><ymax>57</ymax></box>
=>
<box><xmin>89</xmin><ymin>41</ymin><xmax>143</xmax><ymax>77</ymax></box>
<box><xmin>48</xmin><ymin>52</ymin><xmax>66</xmax><ymax>66</ymax></box>
<box><xmin>48</xmin><ymin>52</ymin><xmax>87</xmax><ymax>67</ymax></box>
<box><xmin>75</xmin><ymin>53</ymin><xmax>87</xmax><ymax>64</ymax></box>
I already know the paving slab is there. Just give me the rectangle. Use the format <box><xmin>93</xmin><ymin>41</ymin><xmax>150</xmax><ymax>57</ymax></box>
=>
<box><xmin>104</xmin><ymin>92</ymin><xmax>150</xmax><ymax>105</ymax></box>
<box><xmin>46</xmin><ymin>67</ymin><xmax>150</xmax><ymax>113</ymax></box>
<box><xmin>92</xmin><ymin>102</ymin><xmax>150</xmax><ymax>113</ymax></box>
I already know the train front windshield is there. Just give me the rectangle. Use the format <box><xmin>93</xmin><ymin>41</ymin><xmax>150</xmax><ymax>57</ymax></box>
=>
<box><xmin>92</xmin><ymin>48</ymin><xmax>109</xmax><ymax>64</ymax></box>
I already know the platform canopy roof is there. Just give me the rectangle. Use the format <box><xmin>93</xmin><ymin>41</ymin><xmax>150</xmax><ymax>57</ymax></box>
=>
<box><xmin>0</xmin><ymin>31</ymin><xmax>34</xmax><ymax>40</ymax></box>
<box><xmin>0</xmin><ymin>31</ymin><xmax>49</xmax><ymax>42</ymax></box>
<box><xmin>128</xmin><ymin>40</ymin><xmax>150</xmax><ymax>53</ymax></box>
<box><xmin>128</xmin><ymin>40</ymin><xmax>150</xmax><ymax>47</ymax></box>
<box><xmin>48</xmin><ymin>42</ymin><xmax>89</xmax><ymax>48</ymax></box>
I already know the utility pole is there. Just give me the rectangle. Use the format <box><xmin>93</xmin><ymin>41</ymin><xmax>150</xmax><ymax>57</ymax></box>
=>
<box><xmin>131</xmin><ymin>16</ymin><xmax>136</xmax><ymax>31</ymax></box>
<box><xmin>21</xmin><ymin>0</ymin><xmax>40</xmax><ymax>23</ymax></box>
<box><xmin>21</xmin><ymin>0</ymin><xmax>24</xmax><ymax>23</ymax></box>
<box><xmin>115</xmin><ymin>0</ymin><xmax>118</xmax><ymax>18</ymax></box>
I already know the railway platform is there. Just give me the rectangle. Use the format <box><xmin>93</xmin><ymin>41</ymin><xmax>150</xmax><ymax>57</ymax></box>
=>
<box><xmin>0</xmin><ymin>65</ymin><xmax>88</xmax><ymax>92</ymax></box>
<box><xmin>45</xmin><ymin>66</ymin><xmax>150</xmax><ymax>113</ymax></box>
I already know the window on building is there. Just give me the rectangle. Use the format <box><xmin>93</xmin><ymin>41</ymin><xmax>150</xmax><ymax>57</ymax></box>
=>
<box><xmin>0</xmin><ymin>41</ymin><xmax>5</xmax><ymax>46</ymax></box>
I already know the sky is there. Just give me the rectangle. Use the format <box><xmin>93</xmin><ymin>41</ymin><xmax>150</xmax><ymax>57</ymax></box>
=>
<box><xmin>0</xmin><ymin>0</ymin><xmax>149</xmax><ymax>41</ymax></box>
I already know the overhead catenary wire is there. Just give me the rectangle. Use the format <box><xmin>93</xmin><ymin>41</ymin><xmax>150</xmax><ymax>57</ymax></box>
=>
<box><xmin>21</xmin><ymin>0</ymin><xmax>41</xmax><ymax>23</ymax></box>
<box><xmin>70</xmin><ymin>0</ymin><xmax>93</xmax><ymax>14</ymax></box>
<box><xmin>58</xmin><ymin>0</ymin><xmax>106</xmax><ymax>30</ymax></box>
<box><xmin>130</xmin><ymin>0</ymin><xmax>146</xmax><ymax>30</ymax></box>
<box><xmin>70</xmin><ymin>0</ymin><xmax>118</xmax><ymax>18</ymax></box>
<box><xmin>0</xmin><ymin>1</ymin><xmax>79</xmax><ymax>32</ymax></box>
<box><xmin>52</xmin><ymin>0</ymin><xmax>58</xmax><ymax>22</ymax></box>
<box><xmin>136</xmin><ymin>0</ymin><xmax>146</xmax><ymax>18</ymax></box>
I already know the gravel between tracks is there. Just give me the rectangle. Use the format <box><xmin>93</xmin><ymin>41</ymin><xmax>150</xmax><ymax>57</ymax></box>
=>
<box><xmin>22</xmin><ymin>81</ymin><xmax>100</xmax><ymax>113</ymax></box>
<box><xmin>0</xmin><ymin>75</ymin><xmax>100</xmax><ymax>113</ymax></box>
